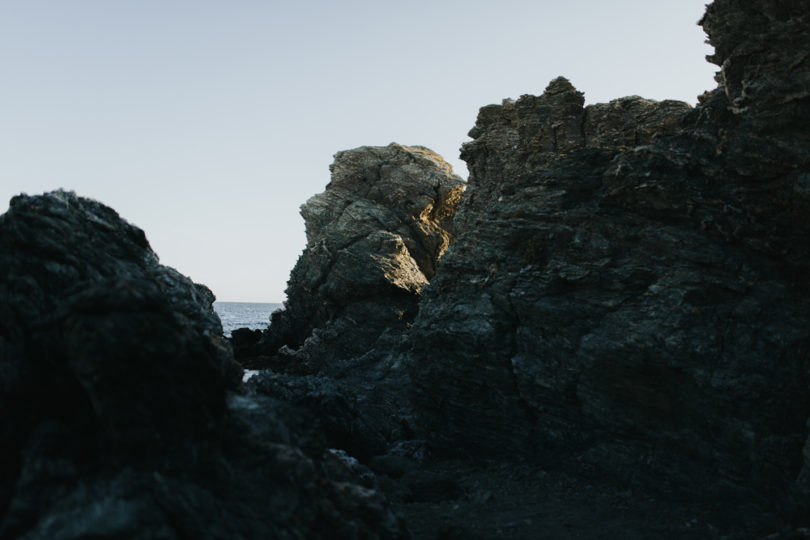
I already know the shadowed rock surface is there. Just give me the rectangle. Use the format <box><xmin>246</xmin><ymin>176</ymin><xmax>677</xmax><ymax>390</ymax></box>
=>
<box><xmin>402</xmin><ymin>0</ymin><xmax>810</xmax><ymax>531</ymax></box>
<box><xmin>0</xmin><ymin>191</ymin><xmax>408</xmax><ymax>539</ymax></box>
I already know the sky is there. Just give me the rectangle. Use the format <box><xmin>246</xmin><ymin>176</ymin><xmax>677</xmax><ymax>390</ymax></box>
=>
<box><xmin>0</xmin><ymin>1</ymin><xmax>717</xmax><ymax>302</ymax></box>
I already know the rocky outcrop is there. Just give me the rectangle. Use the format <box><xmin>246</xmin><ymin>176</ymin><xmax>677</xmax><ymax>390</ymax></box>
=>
<box><xmin>404</xmin><ymin>0</ymin><xmax>810</xmax><ymax>519</ymax></box>
<box><xmin>240</xmin><ymin>143</ymin><xmax>464</xmax><ymax>373</ymax></box>
<box><xmin>0</xmin><ymin>191</ymin><xmax>408</xmax><ymax>539</ymax></box>
<box><xmin>5</xmin><ymin>0</ymin><xmax>809</xmax><ymax>536</ymax></box>
<box><xmin>232</xmin><ymin>143</ymin><xmax>464</xmax><ymax>469</ymax></box>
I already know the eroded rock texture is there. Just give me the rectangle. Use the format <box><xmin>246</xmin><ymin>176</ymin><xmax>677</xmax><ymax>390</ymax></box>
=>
<box><xmin>232</xmin><ymin>143</ymin><xmax>464</xmax><ymax>465</ymax></box>
<box><xmin>404</xmin><ymin>0</ymin><xmax>810</xmax><ymax>516</ymax></box>
<box><xmin>247</xmin><ymin>143</ymin><xmax>464</xmax><ymax>374</ymax></box>
<box><xmin>0</xmin><ymin>191</ymin><xmax>407</xmax><ymax>539</ymax></box>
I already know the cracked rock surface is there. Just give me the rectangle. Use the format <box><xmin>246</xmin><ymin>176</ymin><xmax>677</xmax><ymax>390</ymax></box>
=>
<box><xmin>245</xmin><ymin>142</ymin><xmax>464</xmax><ymax>375</ymax></box>
<box><xmin>232</xmin><ymin>143</ymin><xmax>464</xmax><ymax>476</ymax></box>
<box><xmin>402</xmin><ymin>0</ymin><xmax>810</xmax><ymax>525</ymax></box>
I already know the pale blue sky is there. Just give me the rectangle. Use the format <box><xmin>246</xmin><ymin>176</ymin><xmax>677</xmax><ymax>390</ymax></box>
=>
<box><xmin>1</xmin><ymin>1</ymin><xmax>716</xmax><ymax>302</ymax></box>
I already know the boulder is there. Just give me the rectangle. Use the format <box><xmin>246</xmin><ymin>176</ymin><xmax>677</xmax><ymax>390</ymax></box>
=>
<box><xmin>0</xmin><ymin>191</ymin><xmax>408</xmax><ymax>539</ymax></box>
<box><xmin>241</xmin><ymin>142</ymin><xmax>464</xmax><ymax>374</ymax></box>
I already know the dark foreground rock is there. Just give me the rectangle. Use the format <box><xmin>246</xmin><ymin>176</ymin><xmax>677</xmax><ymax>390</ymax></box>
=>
<box><xmin>0</xmin><ymin>191</ymin><xmax>408</xmax><ymax>539</ymax></box>
<box><xmin>403</xmin><ymin>0</ymin><xmax>810</xmax><ymax>529</ymax></box>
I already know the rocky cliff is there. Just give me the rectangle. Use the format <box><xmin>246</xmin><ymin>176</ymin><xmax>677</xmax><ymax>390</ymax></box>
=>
<box><xmin>404</xmin><ymin>0</ymin><xmax>810</xmax><ymax>519</ymax></box>
<box><xmin>227</xmin><ymin>2</ymin><xmax>810</xmax><ymax>534</ymax></box>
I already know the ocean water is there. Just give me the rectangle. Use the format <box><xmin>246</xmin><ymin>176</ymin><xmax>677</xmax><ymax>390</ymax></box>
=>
<box><xmin>213</xmin><ymin>302</ymin><xmax>283</xmax><ymax>336</ymax></box>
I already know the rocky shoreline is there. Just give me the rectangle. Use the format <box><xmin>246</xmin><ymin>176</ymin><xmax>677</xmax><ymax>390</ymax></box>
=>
<box><xmin>2</xmin><ymin>1</ymin><xmax>810</xmax><ymax>538</ymax></box>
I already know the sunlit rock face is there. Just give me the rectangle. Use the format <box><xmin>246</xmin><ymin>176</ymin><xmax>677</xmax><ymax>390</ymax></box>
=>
<box><xmin>403</xmin><ymin>0</ymin><xmax>810</xmax><ymax>512</ymax></box>
<box><xmin>0</xmin><ymin>191</ymin><xmax>409</xmax><ymax>540</ymax></box>
<box><xmin>247</xmin><ymin>142</ymin><xmax>464</xmax><ymax>373</ymax></box>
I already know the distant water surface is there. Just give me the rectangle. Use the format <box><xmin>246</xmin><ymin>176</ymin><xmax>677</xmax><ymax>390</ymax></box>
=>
<box><xmin>214</xmin><ymin>302</ymin><xmax>283</xmax><ymax>336</ymax></box>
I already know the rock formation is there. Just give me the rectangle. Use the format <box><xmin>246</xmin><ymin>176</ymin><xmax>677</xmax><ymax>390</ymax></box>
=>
<box><xmin>0</xmin><ymin>191</ymin><xmax>408</xmax><ymax>539</ymax></box>
<box><xmin>403</xmin><ymin>0</ymin><xmax>810</xmax><ymax>520</ymax></box>
<box><xmin>231</xmin><ymin>143</ymin><xmax>464</xmax><ymax>469</ymax></box>
<box><xmin>240</xmin><ymin>143</ymin><xmax>464</xmax><ymax>375</ymax></box>
<box><xmin>4</xmin><ymin>0</ymin><xmax>810</xmax><ymax>537</ymax></box>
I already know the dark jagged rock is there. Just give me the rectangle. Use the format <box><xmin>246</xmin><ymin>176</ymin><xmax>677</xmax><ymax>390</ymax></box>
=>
<box><xmin>0</xmin><ymin>191</ymin><xmax>408</xmax><ymax>539</ymax></box>
<box><xmin>229</xmin><ymin>327</ymin><xmax>264</xmax><ymax>368</ymax></box>
<box><xmin>403</xmin><ymin>0</ymin><xmax>810</xmax><ymax>527</ymax></box>
<box><xmin>240</xmin><ymin>142</ymin><xmax>464</xmax><ymax>374</ymax></box>
<box><xmin>465</xmin><ymin>76</ymin><xmax>692</xmax><ymax>185</ymax></box>
<box><xmin>247</xmin><ymin>371</ymin><xmax>390</xmax><ymax>462</ymax></box>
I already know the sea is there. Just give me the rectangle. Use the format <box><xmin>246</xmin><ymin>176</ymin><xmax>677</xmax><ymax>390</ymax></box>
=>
<box><xmin>213</xmin><ymin>302</ymin><xmax>283</xmax><ymax>336</ymax></box>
